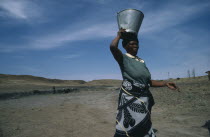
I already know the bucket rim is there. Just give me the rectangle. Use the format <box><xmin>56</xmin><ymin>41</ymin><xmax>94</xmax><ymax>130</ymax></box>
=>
<box><xmin>117</xmin><ymin>9</ymin><xmax>144</xmax><ymax>16</ymax></box>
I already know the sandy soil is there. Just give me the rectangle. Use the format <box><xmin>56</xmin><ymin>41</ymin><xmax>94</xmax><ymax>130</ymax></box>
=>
<box><xmin>0</xmin><ymin>82</ymin><xmax>210</xmax><ymax>137</ymax></box>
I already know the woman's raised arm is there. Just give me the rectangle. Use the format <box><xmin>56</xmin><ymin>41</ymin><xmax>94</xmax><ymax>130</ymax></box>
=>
<box><xmin>110</xmin><ymin>29</ymin><xmax>125</xmax><ymax>64</ymax></box>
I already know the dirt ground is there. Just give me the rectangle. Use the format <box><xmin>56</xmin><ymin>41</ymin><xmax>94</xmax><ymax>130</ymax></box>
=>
<box><xmin>0</xmin><ymin>80</ymin><xmax>210</xmax><ymax>137</ymax></box>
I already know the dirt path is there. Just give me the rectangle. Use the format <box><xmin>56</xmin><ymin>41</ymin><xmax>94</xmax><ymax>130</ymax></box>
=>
<box><xmin>0</xmin><ymin>88</ymin><xmax>209</xmax><ymax>137</ymax></box>
<box><xmin>0</xmin><ymin>90</ymin><xmax>118</xmax><ymax>137</ymax></box>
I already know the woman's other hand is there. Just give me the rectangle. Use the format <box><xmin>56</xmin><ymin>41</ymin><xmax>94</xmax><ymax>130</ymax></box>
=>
<box><xmin>151</xmin><ymin>80</ymin><xmax>180</xmax><ymax>92</ymax></box>
<box><xmin>166</xmin><ymin>82</ymin><xmax>180</xmax><ymax>92</ymax></box>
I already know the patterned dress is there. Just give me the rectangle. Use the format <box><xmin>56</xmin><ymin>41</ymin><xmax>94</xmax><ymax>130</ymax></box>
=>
<box><xmin>114</xmin><ymin>53</ymin><xmax>156</xmax><ymax>137</ymax></box>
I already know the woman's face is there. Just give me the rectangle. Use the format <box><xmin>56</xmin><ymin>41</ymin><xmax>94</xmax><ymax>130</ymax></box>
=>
<box><xmin>125</xmin><ymin>40</ymin><xmax>139</xmax><ymax>56</ymax></box>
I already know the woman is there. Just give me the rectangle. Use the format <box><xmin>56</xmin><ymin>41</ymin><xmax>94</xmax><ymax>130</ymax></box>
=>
<box><xmin>110</xmin><ymin>29</ymin><xmax>179</xmax><ymax>137</ymax></box>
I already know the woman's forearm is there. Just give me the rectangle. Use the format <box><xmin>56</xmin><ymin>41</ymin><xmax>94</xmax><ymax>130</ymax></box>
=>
<box><xmin>151</xmin><ymin>80</ymin><xmax>179</xmax><ymax>91</ymax></box>
<box><xmin>110</xmin><ymin>29</ymin><xmax>125</xmax><ymax>50</ymax></box>
<box><xmin>110</xmin><ymin>36</ymin><xmax>120</xmax><ymax>50</ymax></box>
<box><xmin>110</xmin><ymin>35</ymin><xmax>123</xmax><ymax>63</ymax></box>
<box><xmin>150</xmin><ymin>80</ymin><xmax>167</xmax><ymax>87</ymax></box>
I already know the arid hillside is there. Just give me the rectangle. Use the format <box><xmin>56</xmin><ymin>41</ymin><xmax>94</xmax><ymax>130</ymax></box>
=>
<box><xmin>0</xmin><ymin>74</ymin><xmax>122</xmax><ymax>94</ymax></box>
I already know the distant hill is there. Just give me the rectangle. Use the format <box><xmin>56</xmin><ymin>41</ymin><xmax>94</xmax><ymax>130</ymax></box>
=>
<box><xmin>86</xmin><ymin>79</ymin><xmax>122</xmax><ymax>86</ymax></box>
<box><xmin>0</xmin><ymin>73</ymin><xmax>208</xmax><ymax>94</ymax></box>
<box><xmin>0</xmin><ymin>74</ymin><xmax>122</xmax><ymax>93</ymax></box>
<box><xmin>0</xmin><ymin>74</ymin><xmax>122</xmax><ymax>86</ymax></box>
<box><xmin>0</xmin><ymin>74</ymin><xmax>86</xmax><ymax>85</ymax></box>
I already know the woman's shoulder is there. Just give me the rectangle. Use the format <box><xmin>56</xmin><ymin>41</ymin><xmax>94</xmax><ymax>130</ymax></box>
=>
<box><xmin>124</xmin><ymin>53</ymin><xmax>146</xmax><ymax>64</ymax></box>
<box><xmin>137</xmin><ymin>57</ymin><xmax>145</xmax><ymax>63</ymax></box>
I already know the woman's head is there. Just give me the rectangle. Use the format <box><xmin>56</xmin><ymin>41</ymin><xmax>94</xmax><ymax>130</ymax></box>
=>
<box><xmin>122</xmin><ymin>36</ymin><xmax>139</xmax><ymax>56</ymax></box>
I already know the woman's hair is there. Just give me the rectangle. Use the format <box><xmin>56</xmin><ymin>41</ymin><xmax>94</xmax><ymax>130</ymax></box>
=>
<box><xmin>121</xmin><ymin>33</ymin><xmax>138</xmax><ymax>47</ymax></box>
<box><xmin>122</xmin><ymin>36</ymin><xmax>139</xmax><ymax>48</ymax></box>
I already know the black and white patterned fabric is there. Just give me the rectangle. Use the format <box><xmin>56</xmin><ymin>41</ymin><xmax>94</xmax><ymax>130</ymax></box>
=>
<box><xmin>114</xmin><ymin>79</ymin><xmax>156</xmax><ymax>137</ymax></box>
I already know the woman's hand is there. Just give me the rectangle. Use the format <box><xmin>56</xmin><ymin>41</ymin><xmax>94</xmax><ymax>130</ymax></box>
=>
<box><xmin>166</xmin><ymin>82</ymin><xmax>180</xmax><ymax>92</ymax></box>
<box><xmin>117</xmin><ymin>28</ymin><xmax>126</xmax><ymax>39</ymax></box>
<box><xmin>151</xmin><ymin>80</ymin><xmax>180</xmax><ymax>92</ymax></box>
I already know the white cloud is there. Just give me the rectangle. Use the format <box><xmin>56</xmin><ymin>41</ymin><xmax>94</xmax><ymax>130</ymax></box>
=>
<box><xmin>29</xmin><ymin>22</ymin><xmax>117</xmax><ymax>49</ymax></box>
<box><xmin>0</xmin><ymin>44</ymin><xmax>26</xmax><ymax>53</ymax></box>
<box><xmin>1</xmin><ymin>0</ymin><xmax>209</xmax><ymax>52</ymax></box>
<box><xmin>59</xmin><ymin>54</ymin><xmax>81</xmax><ymax>59</ymax></box>
<box><xmin>0</xmin><ymin>0</ymin><xmax>42</xmax><ymax>20</ymax></box>
<box><xmin>0</xmin><ymin>21</ymin><xmax>117</xmax><ymax>52</ymax></box>
<box><xmin>141</xmin><ymin>1</ymin><xmax>210</xmax><ymax>34</ymax></box>
<box><xmin>0</xmin><ymin>0</ymin><xmax>27</xmax><ymax>19</ymax></box>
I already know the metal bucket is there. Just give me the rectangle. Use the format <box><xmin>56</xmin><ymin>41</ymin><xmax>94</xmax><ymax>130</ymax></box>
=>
<box><xmin>117</xmin><ymin>9</ymin><xmax>144</xmax><ymax>35</ymax></box>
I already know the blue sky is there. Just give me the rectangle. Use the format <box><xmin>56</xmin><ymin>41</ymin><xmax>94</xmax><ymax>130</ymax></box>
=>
<box><xmin>0</xmin><ymin>0</ymin><xmax>210</xmax><ymax>81</ymax></box>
